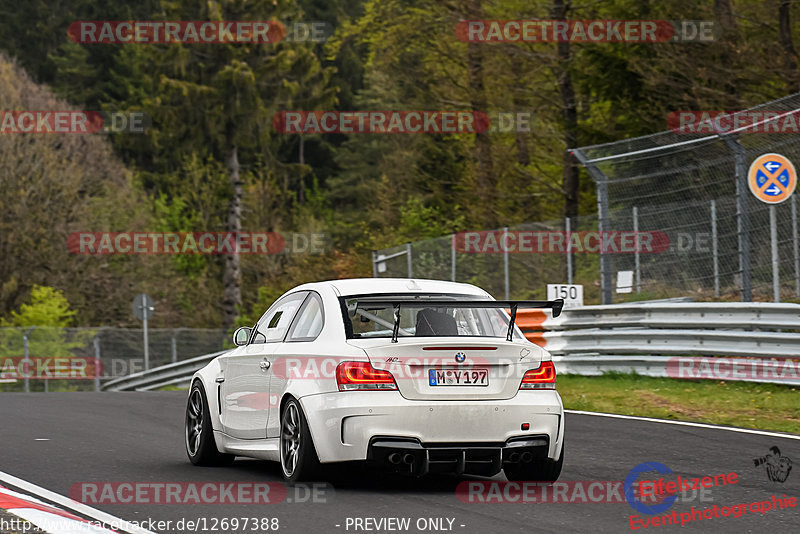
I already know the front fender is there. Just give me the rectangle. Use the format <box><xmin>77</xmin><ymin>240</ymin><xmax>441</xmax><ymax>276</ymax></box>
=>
<box><xmin>190</xmin><ymin>358</ymin><xmax>225</xmax><ymax>434</ymax></box>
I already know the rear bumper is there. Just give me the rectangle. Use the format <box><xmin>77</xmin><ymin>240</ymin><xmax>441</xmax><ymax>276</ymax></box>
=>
<box><xmin>368</xmin><ymin>436</ymin><xmax>550</xmax><ymax>477</ymax></box>
<box><xmin>299</xmin><ymin>390</ymin><xmax>564</xmax><ymax>464</ymax></box>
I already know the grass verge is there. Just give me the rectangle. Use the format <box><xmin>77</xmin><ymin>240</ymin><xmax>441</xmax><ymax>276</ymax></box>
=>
<box><xmin>558</xmin><ymin>372</ymin><xmax>800</xmax><ymax>434</ymax></box>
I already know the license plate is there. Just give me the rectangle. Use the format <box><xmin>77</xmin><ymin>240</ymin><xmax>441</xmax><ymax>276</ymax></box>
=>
<box><xmin>428</xmin><ymin>368</ymin><xmax>489</xmax><ymax>386</ymax></box>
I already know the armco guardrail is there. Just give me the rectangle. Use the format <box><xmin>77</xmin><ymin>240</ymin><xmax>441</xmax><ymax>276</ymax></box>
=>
<box><xmin>103</xmin><ymin>303</ymin><xmax>800</xmax><ymax>391</ymax></box>
<box><xmin>541</xmin><ymin>302</ymin><xmax>800</xmax><ymax>331</ymax></box>
<box><xmin>551</xmin><ymin>355</ymin><xmax>800</xmax><ymax>386</ymax></box>
<box><xmin>102</xmin><ymin>350</ymin><xmax>229</xmax><ymax>391</ymax></box>
<box><xmin>517</xmin><ymin>302</ymin><xmax>800</xmax><ymax>354</ymax></box>
<box><xmin>518</xmin><ymin>301</ymin><xmax>800</xmax><ymax>386</ymax></box>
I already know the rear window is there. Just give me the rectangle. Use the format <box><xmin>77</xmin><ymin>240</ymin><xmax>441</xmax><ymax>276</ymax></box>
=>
<box><xmin>340</xmin><ymin>294</ymin><xmax>525</xmax><ymax>340</ymax></box>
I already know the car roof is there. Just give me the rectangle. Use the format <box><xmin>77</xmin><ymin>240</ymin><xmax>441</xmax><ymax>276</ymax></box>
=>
<box><xmin>292</xmin><ymin>278</ymin><xmax>492</xmax><ymax>298</ymax></box>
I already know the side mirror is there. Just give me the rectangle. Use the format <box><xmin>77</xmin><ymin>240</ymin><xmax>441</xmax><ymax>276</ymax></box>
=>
<box><xmin>233</xmin><ymin>326</ymin><xmax>252</xmax><ymax>346</ymax></box>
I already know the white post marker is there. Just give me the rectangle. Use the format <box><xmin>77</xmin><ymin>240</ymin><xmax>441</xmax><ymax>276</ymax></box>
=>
<box><xmin>616</xmin><ymin>271</ymin><xmax>634</xmax><ymax>294</ymax></box>
<box><xmin>547</xmin><ymin>284</ymin><xmax>584</xmax><ymax>309</ymax></box>
<box><xmin>632</xmin><ymin>206</ymin><xmax>640</xmax><ymax>293</ymax></box>
<box><xmin>747</xmin><ymin>153</ymin><xmax>797</xmax><ymax>303</ymax></box>
<box><xmin>132</xmin><ymin>294</ymin><xmax>155</xmax><ymax>370</ymax></box>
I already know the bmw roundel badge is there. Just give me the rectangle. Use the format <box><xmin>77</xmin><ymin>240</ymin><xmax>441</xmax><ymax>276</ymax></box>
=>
<box><xmin>455</xmin><ymin>352</ymin><xmax>466</xmax><ymax>363</ymax></box>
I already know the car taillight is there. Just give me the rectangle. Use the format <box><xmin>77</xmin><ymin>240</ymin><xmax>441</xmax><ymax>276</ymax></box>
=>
<box><xmin>336</xmin><ymin>361</ymin><xmax>398</xmax><ymax>391</ymax></box>
<box><xmin>520</xmin><ymin>361</ymin><xmax>556</xmax><ymax>389</ymax></box>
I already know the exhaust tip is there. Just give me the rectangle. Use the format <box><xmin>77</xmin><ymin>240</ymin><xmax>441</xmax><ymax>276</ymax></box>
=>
<box><xmin>388</xmin><ymin>453</ymin><xmax>402</xmax><ymax>465</ymax></box>
<box><xmin>402</xmin><ymin>453</ymin><xmax>416</xmax><ymax>465</ymax></box>
<box><xmin>520</xmin><ymin>452</ymin><xmax>533</xmax><ymax>463</ymax></box>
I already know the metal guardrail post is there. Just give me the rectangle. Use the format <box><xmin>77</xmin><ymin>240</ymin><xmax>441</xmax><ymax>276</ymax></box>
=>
<box><xmin>93</xmin><ymin>336</ymin><xmax>101</xmax><ymax>392</ymax></box>
<box><xmin>451</xmin><ymin>234</ymin><xmax>456</xmax><ymax>282</ymax></box>
<box><xmin>571</xmin><ymin>149</ymin><xmax>612</xmax><ymax>304</ymax></box>
<box><xmin>711</xmin><ymin>200</ymin><xmax>719</xmax><ymax>297</ymax></box>
<box><xmin>770</xmin><ymin>205</ymin><xmax>780</xmax><ymax>302</ymax></box>
<box><xmin>793</xmin><ymin>196</ymin><xmax>799</xmax><ymax>298</ymax></box>
<box><xmin>503</xmin><ymin>227</ymin><xmax>510</xmax><ymax>300</ymax></box>
<box><xmin>566</xmin><ymin>217</ymin><xmax>573</xmax><ymax>285</ymax></box>
<box><xmin>722</xmin><ymin>136</ymin><xmax>751</xmax><ymax>302</ymax></box>
<box><xmin>22</xmin><ymin>327</ymin><xmax>34</xmax><ymax>393</ymax></box>
<box><xmin>406</xmin><ymin>243</ymin><xmax>412</xmax><ymax>278</ymax></box>
<box><xmin>171</xmin><ymin>330</ymin><xmax>179</xmax><ymax>363</ymax></box>
<box><xmin>633</xmin><ymin>206</ymin><xmax>640</xmax><ymax>293</ymax></box>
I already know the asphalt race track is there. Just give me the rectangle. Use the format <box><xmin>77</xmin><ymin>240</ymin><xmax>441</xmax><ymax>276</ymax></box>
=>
<box><xmin>1</xmin><ymin>393</ymin><xmax>798</xmax><ymax>534</ymax></box>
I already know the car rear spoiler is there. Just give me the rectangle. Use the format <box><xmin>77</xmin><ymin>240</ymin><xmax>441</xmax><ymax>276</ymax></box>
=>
<box><xmin>349</xmin><ymin>299</ymin><xmax>565</xmax><ymax>343</ymax></box>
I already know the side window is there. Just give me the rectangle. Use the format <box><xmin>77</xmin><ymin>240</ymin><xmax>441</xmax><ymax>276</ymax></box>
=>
<box><xmin>287</xmin><ymin>293</ymin><xmax>324</xmax><ymax>342</ymax></box>
<box><xmin>252</xmin><ymin>292</ymin><xmax>308</xmax><ymax>344</ymax></box>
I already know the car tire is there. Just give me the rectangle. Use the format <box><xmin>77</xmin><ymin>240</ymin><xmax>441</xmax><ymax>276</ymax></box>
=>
<box><xmin>280</xmin><ymin>398</ymin><xmax>320</xmax><ymax>483</ymax></box>
<box><xmin>503</xmin><ymin>443</ymin><xmax>564</xmax><ymax>482</ymax></box>
<box><xmin>185</xmin><ymin>381</ymin><xmax>235</xmax><ymax>466</ymax></box>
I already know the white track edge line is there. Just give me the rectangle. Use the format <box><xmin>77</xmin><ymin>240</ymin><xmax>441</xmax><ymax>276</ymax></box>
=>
<box><xmin>565</xmin><ymin>409</ymin><xmax>800</xmax><ymax>440</ymax></box>
<box><xmin>0</xmin><ymin>470</ymin><xmax>156</xmax><ymax>534</ymax></box>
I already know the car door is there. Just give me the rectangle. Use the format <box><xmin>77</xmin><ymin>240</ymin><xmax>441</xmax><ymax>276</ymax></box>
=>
<box><xmin>221</xmin><ymin>291</ymin><xmax>308</xmax><ymax>439</ymax></box>
<box><xmin>266</xmin><ymin>291</ymin><xmax>325</xmax><ymax>438</ymax></box>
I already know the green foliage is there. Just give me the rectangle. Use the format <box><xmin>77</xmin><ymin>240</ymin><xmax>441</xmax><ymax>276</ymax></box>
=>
<box><xmin>397</xmin><ymin>197</ymin><xmax>465</xmax><ymax>242</ymax></box>
<box><xmin>0</xmin><ymin>286</ymin><xmax>94</xmax><ymax>370</ymax></box>
<box><xmin>1</xmin><ymin>0</ymin><xmax>799</xmax><ymax>326</ymax></box>
<box><xmin>1</xmin><ymin>286</ymin><xmax>76</xmax><ymax>328</ymax></box>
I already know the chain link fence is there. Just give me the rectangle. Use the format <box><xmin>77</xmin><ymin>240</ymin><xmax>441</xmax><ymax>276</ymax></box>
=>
<box><xmin>574</xmin><ymin>92</ymin><xmax>800</xmax><ymax>304</ymax></box>
<box><xmin>374</xmin><ymin>93</ymin><xmax>800</xmax><ymax>305</ymax></box>
<box><xmin>0</xmin><ymin>327</ymin><xmax>228</xmax><ymax>392</ymax></box>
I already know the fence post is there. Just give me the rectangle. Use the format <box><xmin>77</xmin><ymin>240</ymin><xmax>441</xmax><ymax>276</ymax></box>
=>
<box><xmin>23</xmin><ymin>327</ymin><xmax>34</xmax><ymax>393</ymax></box>
<box><xmin>406</xmin><ymin>243</ymin><xmax>412</xmax><ymax>278</ymax></box>
<box><xmin>171</xmin><ymin>331</ymin><xmax>178</xmax><ymax>363</ymax></box>
<box><xmin>770</xmin><ymin>205</ymin><xmax>780</xmax><ymax>302</ymax></box>
<box><xmin>722</xmin><ymin>136</ymin><xmax>751</xmax><ymax>302</ymax></box>
<box><xmin>143</xmin><ymin>315</ymin><xmax>150</xmax><ymax>371</ymax></box>
<box><xmin>371</xmin><ymin>251</ymin><xmax>377</xmax><ymax>278</ymax></box>
<box><xmin>44</xmin><ymin>330</ymin><xmax>48</xmax><ymax>392</ymax></box>
<box><xmin>793</xmin><ymin>196</ymin><xmax>799</xmax><ymax>298</ymax></box>
<box><xmin>503</xmin><ymin>227</ymin><xmax>510</xmax><ymax>300</ymax></box>
<box><xmin>566</xmin><ymin>217</ymin><xmax>573</xmax><ymax>285</ymax></box>
<box><xmin>571</xmin><ymin>149</ymin><xmax>612</xmax><ymax>304</ymax></box>
<box><xmin>633</xmin><ymin>206</ymin><xmax>640</xmax><ymax>293</ymax></box>
<box><xmin>450</xmin><ymin>234</ymin><xmax>456</xmax><ymax>282</ymax></box>
<box><xmin>94</xmin><ymin>335</ymin><xmax>101</xmax><ymax>392</ymax></box>
<box><xmin>711</xmin><ymin>200</ymin><xmax>719</xmax><ymax>298</ymax></box>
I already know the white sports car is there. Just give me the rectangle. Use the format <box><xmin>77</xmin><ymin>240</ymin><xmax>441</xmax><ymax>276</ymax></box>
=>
<box><xmin>185</xmin><ymin>278</ymin><xmax>565</xmax><ymax>482</ymax></box>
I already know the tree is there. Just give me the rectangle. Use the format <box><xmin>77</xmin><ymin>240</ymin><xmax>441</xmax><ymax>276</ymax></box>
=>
<box><xmin>1</xmin><ymin>286</ymin><xmax>75</xmax><ymax>327</ymax></box>
<box><xmin>111</xmin><ymin>0</ymin><xmax>336</xmax><ymax>329</ymax></box>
